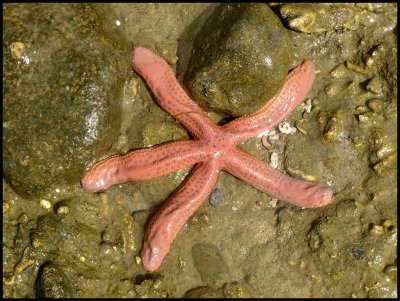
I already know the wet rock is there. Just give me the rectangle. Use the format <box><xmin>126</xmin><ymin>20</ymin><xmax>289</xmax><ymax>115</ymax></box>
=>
<box><xmin>366</xmin><ymin>75</ymin><xmax>383</xmax><ymax>95</ymax></box>
<box><xmin>184</xmin><ymin>3</ymin><xmax>293</xmax><ymax>116</ymax></box>
<box><xmin>36</xmin><ymin>263</ymin><xmax>74</xmax><ymax>298</ymax></box>
<box><xmin>366</xmin><ymin>98</ymin><xmax>384</xmax><ymax>113</ymax></box>
<box><xmin>3</xmin><ymin>3</ymin><xmax>129</xmax><ymax>198</ymax></box>
<box><xmin>279</xmin><ymin>3</ymin><xmax>361</xmax><ymax>33</ymax></box>
<box><xmin>191</xmin><ymin>243</ymin><xmax>231</xmax><ymax>287</ymax></box>
<box><xmin>31</xmin><ymin>211</ymin><xmax>129</xmax><ymax>280</ymax></box>
<box><xmin>134</xmin><ymin>275</ymin><xmax>168</xmax><ymax>298</ymax></box>
<box><xmin>373</xmin><ymin>152</ymin><xmax>396</xmax><ymax>176</ymax></box>
<box><xmin>222</xmin><ymin>282</ymin><xmax>252</xmax><ymax>298</ymax></box>
<box><xmin>318</xmin><ymin>110</ymin><xmax>353</xmax><ymax>143</ymax></box>
<box><xmin>31</xmin><ymin>215</ymin><xmax>64</xmax><ymax>261</ymax></box>
<box><xmin>383</xmin><ymin>265</ymin><xmax>397</xmax><ymax>280</ymax></box>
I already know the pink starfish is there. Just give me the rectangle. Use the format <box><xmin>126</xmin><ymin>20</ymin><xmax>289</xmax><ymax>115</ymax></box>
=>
<box><xmin>81</xmin><ymin>46</ymin><xmax>333</xmax><ymax>272</ymax></box>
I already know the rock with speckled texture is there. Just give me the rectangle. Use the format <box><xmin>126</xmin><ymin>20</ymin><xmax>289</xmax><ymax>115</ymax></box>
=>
<box><xmin>184</xmin><ymin>3</ymin><xmax>294</xmax><ymax>116</ymax></box>
<box><xmin>3</xmin><ymin>3</ymin><xmax>129</xmax><ymax>198</ymax></box>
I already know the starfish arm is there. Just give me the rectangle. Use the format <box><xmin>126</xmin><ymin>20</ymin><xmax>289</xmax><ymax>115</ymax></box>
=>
<box><xmin>132</xmin><ymin>46</ymin><xmax>216</xmax><ymax>139</ymax></box>
<box><xmin>141</xmin><ymin>158</ymin><xmax>220</xmax><ymax>271</ymax></box>
<box><xmin>223</xmin><ymin>148</ymin><xmax>332</xmax><ymax>208</ymax></box>
<box><xmin>81</xmin><ymin>140</ymin><xmax>206</xmax><ymax>192</ymax></box>
<box><xmin>223</xmin><ymin>60</ymin><xmax>315</xmax><ymax>143</ymax></box>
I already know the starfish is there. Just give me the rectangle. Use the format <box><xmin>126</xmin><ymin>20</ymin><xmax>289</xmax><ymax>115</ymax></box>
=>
<box><xmin>81</xmin><ymin>46</ymin><xmax>333</xmax><ymax>272</ymax></box>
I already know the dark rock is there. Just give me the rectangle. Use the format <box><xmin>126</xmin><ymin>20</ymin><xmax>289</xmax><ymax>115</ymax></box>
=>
<box><xmin>184</xmin><ymin>3</ymin><xmax>294</xmax><ymax>116</ymax></box>
<box><xmin>3</xmin><ymin>3</ymin><xmax>129</xmax><ymax>198</ymax></box>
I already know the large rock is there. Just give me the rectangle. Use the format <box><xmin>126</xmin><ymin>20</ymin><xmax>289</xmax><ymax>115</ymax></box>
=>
<box><xmin>3</xmin><ymin>4</ymin><xmax>129</xmax><ymax>198</ymax></box>
<box><xmin>183</xmin><ymin>3</ymin><xmax>294</xmax><ymax>116</ymax></box>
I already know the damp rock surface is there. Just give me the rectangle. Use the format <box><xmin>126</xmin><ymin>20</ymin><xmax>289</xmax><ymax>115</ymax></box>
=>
<box><xmin>184</xmin><ymin>3</ymin><xmax>294</xmax><ymax>116</ymax></box>
<box><xmin>36</xmin><ymin>263</ymin><xmax>75</xmax><ymax>298</ymax></box>
<box><xmin>2</xmin><ymin>3</ymin><xmax>397</xmax><ymax>299</ymax></box>
<box><xmin>3</xmin><ymin>3</ymin><xmax>129</xmax><ymax>198</ymax></box>
<box><xmin>191</xmin><ymin>243</ymin><xmax>231</xmax><ymax>288</ymax></box>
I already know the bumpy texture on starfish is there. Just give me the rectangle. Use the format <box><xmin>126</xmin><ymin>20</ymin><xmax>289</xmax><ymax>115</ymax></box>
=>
<box><xmin>81</xmin><ymin>46</ymin><xmax>333</xmax><ymax>271</ymax></box>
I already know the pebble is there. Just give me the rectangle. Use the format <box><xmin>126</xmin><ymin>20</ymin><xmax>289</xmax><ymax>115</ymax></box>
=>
<box><xmin>9</xmin><ymin>41</ymin><xmax>27</xmax><ymax>60</ymax></box>
<box><xmin>208</xmin><ymin>188</ymin><xmax>225</xmax><ymax>208</ymax></box>
<box><xmin>269</xmin><ymin>152</ymin><xmax>279</xmax><ymax>169</ymax></box>
<box><xmin>304</xmin><ymin>98</ymin><xmax>312</xmax><ymax>113</ymax></box>
<box><xmin>345</xmin><ymin>61</ymin><xmax>369</xmax><ymax>75</ymax></box>
<box><xmin>366</xmin><ymin>76</ymin><xmax>383</xmax><ymax>94</ymax></box>
<box><xmin>39</xmin><ymin>199</ymin><xmax>52</xmax><ymax>210</ymax></box>
<box><xmin>330</xmin><ymin>63</ymin><xmax>347</xmax><ymax>78</ymax></box>
<box><xmin>383</xmin><ymin>265</ymin><xmax>397</xmax><ymax>280</ymax></box>
<box><xmin>278</xmin><ymin>121</ymin><xmax>297</xmax><ymax>134</ymax></box>
<box><xmin>366</xmin><ymin>98</ymin><xmax>384</xmax><ymax>113</ymax></box>
<box><xmin>3</xmin><ymin>202</ymin><xmax>10</xmax><ymax>213</ymax></box>
<box><xmin>56</xmin><ymin>205</ymin><xmax>69</xmax><ymax>215</ymax></box>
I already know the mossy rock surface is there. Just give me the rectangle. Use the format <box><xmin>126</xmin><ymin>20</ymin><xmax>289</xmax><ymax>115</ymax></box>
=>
<box><xmin>3</xmin><ymin>3</ymin><xmax>129</xmax><ymax>198</ymax></box>
<box><xmin>184</xmin><ymin>3</ymin><xmax>294</xmax><ymax>116</ymax></box>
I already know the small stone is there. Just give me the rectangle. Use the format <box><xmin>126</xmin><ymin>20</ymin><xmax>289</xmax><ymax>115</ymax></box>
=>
<box><xmin>355</xmin><ymin>105</ymin><xmax>370</xmax><ymax>114</ymax></box>
<box><xmin>365</xmin><ymin>56</ymin><xmax>374</xmax><ymax>67</ymax></box>
<box><xmin>101</xmin><ymin>229</ymin><xmax>112</xmax><ymax>242</ymax></box>
<box><xmin>278</xmin><ymin>121</ymin><xmax>296</xmax><ymax>134</ymax></box>
<box><xmin>330</xmin><ymin>63</ymin><xmax>347</xmax><ymax>78</ymax></box>
<box><xmin>369</xmin><ymin>224</ymin><xmax>384</xmax><ymax>235</ymax></box>
<box><xmin>279</xmin><ymin>3</ymin><xmax>360</xmax><ymax>33</ymax></box>
<box><xmin>366</xmin><ymin>98</ymin><xmax>384</xmax><ymax>113</ymax></box>
<box><xmin>9</xmin><ymin>41</ymin><xmax>27</xmax><ymax>60</ymax></box>
<box><xmin>134</xmin><ymin>276</ymin><xmax>168</xmax><ymax>298</ymax></box>
<box><xmin>56</xmin><ymin>205</ymin><xmax>69</xmax><ymax>215</ymax></box>
<box><xmin>373</xmin><ymin>153</ymin><xmax>396</xmax><ymax>175</ymax></box>
<box><xmin>325</xmin><ymin>83</ymin><xmax>341</xmax><ymax>96</ymax></box>
<box><xmin>3</xmin><ymin>202</ymin><xmax>10</xmax><ymax>213</ymax></box>
<box><xmin>357</xmin><ymin>112</ymin><xmax>382</xmax><ymax>127</ymax></box>
<box><xmin>39</xmin><ymin>199</ymin><xmax>52</xmax><ymax>210</ymax></box>
<box><xmin>382</xmin><ymin>219</ymin><xmax>393</xmax><ymax>230</ymax></box>
<box><xmin>222</xmin><ymin>282</ymin><xmax>251</xmax><ymax>298</ymax></box>
<box><xmin>99</xmin><ymin>242</ymin><xmax>114</xmax><ymax>255</ymax></box>
<box><xmin>304</xmin><ymin>99</ymin><xmax>312</xmax><ymax>113</ymax></box>
<box><xmin>269</xmin><ymin>152</ymin><xmax>279</xmax><ymax>169</ymax></box>
<box><xmin>345</xmin><ymin>61</ymin><xmax>369</xmax><ymax>75</ymax></box>
<box><xmin>208</xmin><ymin>188</ymin><xmax>225</xmax><ymax>208</ymax></box>
<box><xmin>366</xmin><ymin>76</ymin><xmax>383</xmax><ymax>94</ymax></box>
<box><xmin>383</xmin><ymin>265</ymin><xmax>397</xmax><ymax>280</ymax></box>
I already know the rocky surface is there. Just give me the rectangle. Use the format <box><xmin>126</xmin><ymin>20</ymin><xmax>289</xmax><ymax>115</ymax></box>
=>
<box><xmin>183</xmin><ymin>3</ymin><xmax>294</xmax><ymax>116</ymax></box>
<box><xmin>2</xmin><ymin>3</ymin><xmax>397</xmax><ymax>298</ymax></box>
<box><xmin>3</xmin><ymin>3</ymin><xmax>129</xmax><ymax>198</ymax></box>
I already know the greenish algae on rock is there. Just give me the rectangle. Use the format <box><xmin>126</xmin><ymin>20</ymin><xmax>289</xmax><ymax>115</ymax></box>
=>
<box><xmin>3</xmin><ymin>3</ymin><xmax>130</xmax><ymax>198</ymax></box>
<box><xmin>184</xmin><ymin>3</ymin><xmax>294</xmax><ymax>116</ymax></box>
